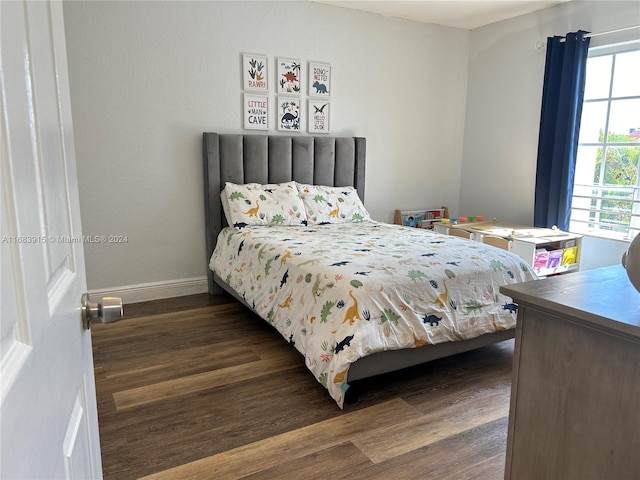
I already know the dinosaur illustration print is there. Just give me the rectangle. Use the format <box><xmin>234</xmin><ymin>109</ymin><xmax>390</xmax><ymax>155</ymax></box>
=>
<box><xmin>320</xmin><ymin>300</ymin><xmax>336</xmax><ymax>322</ymax></box>
<box><xmin>313</xmin><ymin>103</ymin><xmax>328</xmax><ymax>113</ymax></box>
<box><xmin>257</xmin><ymin>244</ymin><xmax>271</xmax><ymax>261</ymax></box>
<box><xmin>408</xmin><ymin>270</ymin><xmax>427</xmax><ymax>281</ymax></box>
<box><xmin>278</xmin><ymin>292</ymin><xmax>293</xmax><ymax>308</ymax></box>
<box><xmin>312</xmin><ymin>274</ymin><xmax>328</xmax><ymax>299</ymax></box>
<box><xmin>281</xmin><ymin>110</ymin><xmax>299</xmax><ymax>123</ymax></box>
<box><xmin>502</xmin><ymin>302</ymin><xmax>518</xmax><ymax>313</ymax></box>
<box><xmin>270</xmin><ymin>213</ymin><xmax>286</xmax><ymax>225</ymax></box>
<box><xmin>280</xmin><ymin>251</ymin><xmax>292</xmax><ymax>265</ymax></box>
<box><xmin>329</xmin><ymin>205</ymin><xmax>340</xmax><ymax>218</ymax></box>
<box><xmin>413</xmin><ymin>331</ymin><xmax>428</xmax><ymax>347</ymax></box>
<box><xmin>288</xmin><ymin>334</ymin><xmax>295</xmax><ymax>346</ymax></box>
<box><xmin>298</xmin><ymin>258</ymin><xmax>321</xmax><ymax>267</ymax></box>
<box><xmin>342</xmin><ymin>290</ymin><xmax>361</xmax><ymax>325</ymax></box>
<box><xmin>228</xmin><ymin>191</ymin><xmax>246</xmax><ymax>201</ymax></box>
<box><xmin>244</xmin><ymin>200</ymin><xmax>260</xmax><ymax>218</ymax></box>
<box><xmin>331</xmin><ymin>261</ymin><xmax>350</xmax><ymax>267</ymax></box>
<box><xmin>492</xmin><ymin>314</ymin><xmax>506</xmax><ymax>332</ymax></box>
<box><xmin>422</xmin><ymin>314</ymin><xmax>441</xmax><ymax>326</ymax></box>
<box><xmin>237</xmin><ymin>239</ymin><xmax>245</xmax><ymax>256</ymax></box>
<box><xmin>464</xmin><ymin>299</ymin><xmax>487</xmax><ymax>314</ymax></box>
<box><xmin>334</xmin><ymin>334</ymin><xmax>354</xmax><ymax>354</ymax></box>
<box><xmin>333</xmin><ymin>369</ymin><xmax>348</xmax><ymax>384</ymax></box>
<box><xmin>430</xmin><ymin>279</ymin><xmax>449</xmax><ymax>309</ymax></box>
<box><xmin>489</xmin><ymin>259</ymin><xmax>507</xmax><ymax>271</ymax></box>
<box><xmin>312</xmin><ymin>81</ymin><xmax>328</xmax><ymax>94</ymax></box>
<box><xmin>282</xmin><ymin>71</ymin><xmax>297</xmax><ymax>83</ymax></box>
<box><xmin>233</xmin><ymin>221</ymin><xmax>249</xmax><ymax>229</ymax></box>
<box><xmin>280</xmin><ymin>269</ymin><xmax>289</xmax><ymax>288</ymax></box>
<box><xmin>380</xmin><ymin>308</ymin><xmax>400</xmax><ymax>326</ymax></box>
<box><xmin>247</xmin><ymin>58</ymin><xmax>265</xmax><ymax>82</ymax></box>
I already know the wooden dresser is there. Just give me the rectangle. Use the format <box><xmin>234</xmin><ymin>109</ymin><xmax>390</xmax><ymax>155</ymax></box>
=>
<box><xmin>500</xmin><ymin>265</ymin><xmax>640</xmax><ymax>480</ymax></box>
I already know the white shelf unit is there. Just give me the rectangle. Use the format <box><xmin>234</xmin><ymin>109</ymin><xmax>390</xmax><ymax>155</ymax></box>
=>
<box><xmin>509</xmin><ymin>234</ymin><xmax>582</xmax><ymax>277</ymax></box>
<box><xmin>394</xmin><ymin>207</ymin><xmax>449</xmax><ymax>230</ymax></box>
<box><xmin>433</xmin><ymin>221</ymin><xmax>582</xmax><ymax>277</ymax></box>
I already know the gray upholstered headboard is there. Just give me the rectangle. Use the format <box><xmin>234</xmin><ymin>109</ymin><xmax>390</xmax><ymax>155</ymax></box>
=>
<box><xmin>202</xmin><ymin>133</ymin><xmax>366</xmax><ymax>294</ymax></box>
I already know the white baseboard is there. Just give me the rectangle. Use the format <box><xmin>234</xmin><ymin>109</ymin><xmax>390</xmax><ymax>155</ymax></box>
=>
<box><xmin>88</xmin><ymin>277</ymin><xmax>208</xmax><ymax>304</ymax></box>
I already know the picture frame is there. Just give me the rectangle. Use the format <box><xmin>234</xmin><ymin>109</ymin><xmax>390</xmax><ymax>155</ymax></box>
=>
<box><xmin>308</xmin><ymin>61</ymin><xmax>331</xmax><ymax>97</ymax></box>
<box><xmin>243</xmin><ymin>94</ymin><xmax>269</xmax><ymax>130</ymax></box>
<box><xmin>308</xmin><ymin>100</ymin><xmax>330</xmax><ymax>133</ymax></box>
<box><xmin>277</xmin><ymin>96</ymin><xmax>302</xmax><ymax>132</ymax></box>
<box><xmin>276</xmin><ymin>57</ymin><xmax>302</xmax><ymax>95</ymax></box>
<box><xmin>242</xmin><ymin>53</ymin><xmax>268</xmax><ymax>91</ymax></box>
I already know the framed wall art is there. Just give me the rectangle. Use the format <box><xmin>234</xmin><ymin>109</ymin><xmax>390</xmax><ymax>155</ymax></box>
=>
<box><xmin>242</xmin><ymin>53</ymin><xmax>268</xmax><ymax>91</ymax></box>
<box><xmin>308</xmin><ymin>100</ymin><xmax>330</xmax><ymax>133</ymax></box>
<box><xmin>276</xmin><ymin>57</ymin><xmax>301</xmax><ymax>95</ymax></box>
<box><xmin>308</xmin><ymin>61</ymin><xmax>331</xmax><ymax>97</ymax></box>
<box><xmin>243</xmin><ymin>94</ymin><xmax>269</xmax><ymax>130</ymax></box>
<box><xmin>277</xmin><ymin>97</ymin><xmax>302</xmax><ymax>132</ymax></box>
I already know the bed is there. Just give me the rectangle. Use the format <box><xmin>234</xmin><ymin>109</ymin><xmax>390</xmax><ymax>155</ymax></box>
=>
<box><xmin>203</xmin><ymin>132</ymin><xmax>537</xmax><ymax>408</ymax></box>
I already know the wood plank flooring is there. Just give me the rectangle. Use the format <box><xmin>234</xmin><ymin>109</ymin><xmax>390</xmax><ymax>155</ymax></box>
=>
<box><xmin>92</xmin><ymin>293</ymin><xmax>514</xmax><ymax>479</ymax></box>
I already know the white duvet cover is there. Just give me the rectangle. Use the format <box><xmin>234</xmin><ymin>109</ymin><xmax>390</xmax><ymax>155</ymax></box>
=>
<box><xmin>211</xmin><ymin>222</ymin><xmax>536</xmax><ymax>407</ymax></box>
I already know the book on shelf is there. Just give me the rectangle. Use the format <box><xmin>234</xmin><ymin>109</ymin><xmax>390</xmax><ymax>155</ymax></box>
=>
<box><xmin>394</xmin><ymin>208</ymin><xmax>445</xmax><ymax>229</ymax></box>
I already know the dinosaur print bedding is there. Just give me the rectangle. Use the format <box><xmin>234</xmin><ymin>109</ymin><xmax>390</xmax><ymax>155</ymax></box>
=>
<box><xmin>210</xmin><ymin>222</ymin><xmax>536</xmax><ymax>408</ymax></box>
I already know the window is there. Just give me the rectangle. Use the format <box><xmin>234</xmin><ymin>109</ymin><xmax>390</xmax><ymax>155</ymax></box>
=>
<box><xmin>570</xmin><ymin>40</ymin><xmax>640</xmax><ymax>241</ymax></box>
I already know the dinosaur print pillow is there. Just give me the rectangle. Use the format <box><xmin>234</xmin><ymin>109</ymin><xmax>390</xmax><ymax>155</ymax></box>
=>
<box><xmin>296</xmin><ymin>183</ymin><xmax>372</xmax><ymax>224</ymax></box>
<box><xmin>222</xmin><ymin>181</ymin><xmax>307</xmax><ymax>228</ymax></box>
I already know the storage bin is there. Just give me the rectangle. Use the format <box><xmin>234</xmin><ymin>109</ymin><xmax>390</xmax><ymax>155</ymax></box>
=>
<box><xmin>533</xmin><ymin>249</ymin><xmax>549</xmax><ymax>272</ymax></box>
<box><xmin>561</xmin><ymin>246</ymin><xmax>578</xmax><ymax>266</ymax></box>
<box><xmin>547</xmin><ymin>249</ymin><xmax>563</xmax><ymax>268</ymax></box>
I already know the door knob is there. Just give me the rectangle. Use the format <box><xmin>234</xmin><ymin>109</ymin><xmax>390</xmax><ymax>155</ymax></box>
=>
<box><xmin>81</xmin><ymin>293</ymin><xmax>123</xmax><ymax>330</ymax></box>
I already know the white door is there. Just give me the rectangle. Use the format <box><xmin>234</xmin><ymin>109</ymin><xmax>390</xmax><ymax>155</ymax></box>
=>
<box><xmin>1</xmin><ymin>1</ymin><xmax>103</xmax><ymax>478</ymax></box>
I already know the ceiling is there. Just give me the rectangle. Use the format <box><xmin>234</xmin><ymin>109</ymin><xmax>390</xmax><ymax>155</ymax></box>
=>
<box><xmin>311</xmin><ymin>0</ymin><xmax>572</xmax><ymax>30</ymax></box>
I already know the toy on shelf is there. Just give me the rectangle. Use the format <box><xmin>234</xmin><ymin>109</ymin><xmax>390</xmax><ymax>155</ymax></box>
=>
<box><xmin>450</xmin><ymin>215</ymin><xmax>485</xmax><ymax>225</ymax></box>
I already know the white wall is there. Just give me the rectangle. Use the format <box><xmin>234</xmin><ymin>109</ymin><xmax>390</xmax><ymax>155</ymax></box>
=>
<box><xmin>63</xmin><ymin>1</ymin><xmax>470</xmax><ymax>296</ymax></box>
<box><xmin>461</xmin><ymin>0</ymin><xmax>639</xmax><ymax>270</ymax></box>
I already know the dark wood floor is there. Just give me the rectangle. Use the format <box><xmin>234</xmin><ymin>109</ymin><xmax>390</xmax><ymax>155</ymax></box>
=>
<box><xmin>91</xmin><ymin>293</ymin><xmax>515</xmax><ymax>479</ymax></box>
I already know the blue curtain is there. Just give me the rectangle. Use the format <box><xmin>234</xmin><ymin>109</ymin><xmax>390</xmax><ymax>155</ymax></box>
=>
<box><xmin>533</xmin><ymin>31</ymin><xmax>590</xmax><ymax>230</ymax></box>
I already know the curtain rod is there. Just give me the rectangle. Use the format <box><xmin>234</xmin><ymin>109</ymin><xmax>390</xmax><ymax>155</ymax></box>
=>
<box><xmin>558</xmin><ymin>25</ymin><xmax>640</xmax><ymax>42</ymax></box>
<box><xmin>582</xmin><ymin>24</ymin><xmax>640</xmax><ymax>39</ymax></box>
<box><xmin>536</xmin><ymin>25</ymin><xmax>640</xmax><ymax>49</ymax></box>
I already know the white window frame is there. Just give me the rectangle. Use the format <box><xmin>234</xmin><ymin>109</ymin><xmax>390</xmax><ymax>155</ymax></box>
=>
<box><xmin>569</xmin><ymin>40</ymin><xmax>640</xmax><ymax>242</ymax></box>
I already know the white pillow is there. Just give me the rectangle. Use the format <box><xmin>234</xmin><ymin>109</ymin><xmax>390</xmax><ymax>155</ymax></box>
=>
<box><xmin>222</xmin><ymin>181</ymin><xmax>307</xmax><ymax>227</ymax></box>
<box><xmin>296</xmin><ymin>183</ymin><xmax>371</xmax><ymax>224</ymax></box>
